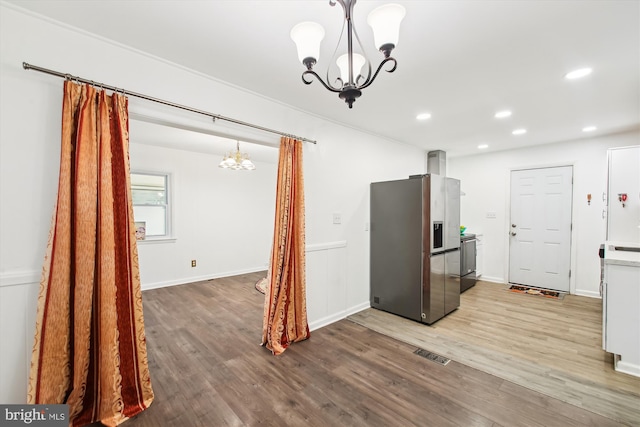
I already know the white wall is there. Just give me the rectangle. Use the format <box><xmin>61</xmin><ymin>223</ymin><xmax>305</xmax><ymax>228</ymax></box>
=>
<box><xmin>129</xmin><ymin>143</ymin><xmax>277</xmax><ymax>289</ymax></box>
<box><xmin>0</xmin><ymin>4</ymin><xmax>426</xmax><ymax>403</ymax></box>
<box><xmin>448</xmin><ymin>131</ymin><xmax>640</xmax><ymax>296</ymax></box>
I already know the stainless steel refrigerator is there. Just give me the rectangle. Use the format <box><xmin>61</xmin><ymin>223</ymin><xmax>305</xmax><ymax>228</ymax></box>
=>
<box><xmin>370</xmin><ymin>174</ymin><xmax>461</xmax><ymax>324</ymax></box>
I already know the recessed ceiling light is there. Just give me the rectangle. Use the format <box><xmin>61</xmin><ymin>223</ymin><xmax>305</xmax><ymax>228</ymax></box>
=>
<box><xmin>565</xmin><ymin>67</ymin><xmax>592</xmax><ymax>80</ymax></box>
<box><xmin>478</xmin><ymin>144</ymin><xmax>489</xmax><ymax>149</ymax></box>
<box><xmin>416</xmin><ymin>112</ymin><xmax>431</xmax><ymax>120</ymax></box>
<box><xmin>494</xmin><ymin>110</ymin><xmax>512</xmax><ymax>119</ymax></box>
<box><xmin>582</xmin><ymin>126</ymin><xmax>597</xmax><ymax>132</ymax></box>
<box><xmin>512</xmin><ymin>128</ymin><xmax>527</xmax><ymax>135</ymax></box>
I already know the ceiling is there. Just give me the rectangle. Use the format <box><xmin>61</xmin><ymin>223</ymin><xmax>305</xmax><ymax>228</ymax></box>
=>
<box><xmin>7</xmin><ymin>0</ymin><xmax>640</xmax><ymax>157</ymax></box>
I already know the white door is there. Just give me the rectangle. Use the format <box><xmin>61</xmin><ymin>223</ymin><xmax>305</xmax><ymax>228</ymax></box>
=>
<box><xmin>509</xmin><ymin>166</ymin><xmax>573</xmax><ymax>292</ymax></box>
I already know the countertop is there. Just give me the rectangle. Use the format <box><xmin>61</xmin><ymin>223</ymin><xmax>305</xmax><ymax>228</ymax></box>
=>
<box><xmin>604</xmin><ymin>241</ymin><xmax>640</xmax><ymax>267</ymax></box>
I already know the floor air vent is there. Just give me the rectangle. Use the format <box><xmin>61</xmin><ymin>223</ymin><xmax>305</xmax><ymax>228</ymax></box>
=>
<box><xmin>414</xmin><ymin>348</ymin><xmax>450</xmax><ymax>366</ymax></box>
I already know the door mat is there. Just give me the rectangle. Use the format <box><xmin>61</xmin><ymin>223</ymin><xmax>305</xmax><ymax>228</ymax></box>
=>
<box><xmin>508</xmin><ymin>285</ymin><xmax>565</xmax><ymax>299</ymax></box>
<box><xmin>255</xmin><ymin>277</ymin><xmax>268</xmax><ymax>294</ymax></box>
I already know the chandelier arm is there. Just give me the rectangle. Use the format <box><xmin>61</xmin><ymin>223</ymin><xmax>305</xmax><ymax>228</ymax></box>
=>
<box><xmin>327</xmin><ymin>4</ymin><xmax>348</xmax><ymax>88</ymax></box>
<box><xmin>350</xmin><ymin>18</ymin><xmax>374</xmax><ymax>87</ymax></box>
<box><xmin>302</xmin><ymin>70</ymin><xmax>343</xmax><ymax>93</ymax></box>
<box><xmin>357</xmin><ymin>57</ymin><xmax>397</xmax><ymax>91</ymax></box>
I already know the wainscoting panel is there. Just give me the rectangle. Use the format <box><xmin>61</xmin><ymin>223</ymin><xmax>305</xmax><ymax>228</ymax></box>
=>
<box><xmin>305</xmin><ymin>241</ymin><xmax>363</xmax><ymax>331</ymax></box>
<box><xmin>305</xmin><ymin>248</ymin><xmax>328</xmax><ymax>324</ymax></box>
<box><xmin>0</xmin><ymin>272</ymin><xmax>40</xmax><ymax>404</ymax></box>
<box><xmin>326</xmin><ymin>245</ymin><xmax>347</xmax><ymax>316</ymax></box>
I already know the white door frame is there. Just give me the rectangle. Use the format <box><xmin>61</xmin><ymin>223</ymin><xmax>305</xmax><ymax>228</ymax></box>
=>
<box><xmin>506</xmin><ymin>163</ymin><xmax>575</xmax><ymax>294</ymax></box>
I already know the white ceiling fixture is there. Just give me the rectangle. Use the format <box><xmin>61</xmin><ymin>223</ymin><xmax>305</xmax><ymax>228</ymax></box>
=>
<box><xmin>494</xmin><ymin>110</ymin><xmax>512</xmax><ymax>119</ymax></box>
<box><xmin>582</xmin><ymin>126</ymin><xmax>597</xmax><ymax>132</ymax></box>
<box><xmin>478</xmin><ymin>144</ymin><xmax>489</xmax><ymax>149</ymax></box>
<box><xmin>290</xmin><ymin>1</ymin><xmax>405</xmax><ymax>108</ymax></box>
<box><xmin>565</xmin><ymin>67</ymin><xmax>593</xmax><ymax>80</ymax></box>
<box><xmin>416</xmin><ymin>112</ymin><xmax>432</xmax><ymax>120</ymax></box>
<box><xmin>218</xmin><ymin>141</ymin><xmax>256</xmax><ymax>170</ymax></box>
<box><xmin>512</xmin><ymin>129</ymin><xmax>527</xmax><ymax>135</ymax></box>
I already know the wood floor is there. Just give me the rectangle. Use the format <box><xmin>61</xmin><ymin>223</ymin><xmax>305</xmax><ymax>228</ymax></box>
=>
<box><xmin>349</xmin><ymin>281</ymin><xmax>640</xmax><ymax>427</ymax></box>
<box><xmin>121</xmin><ymin>273</ymin><xmax>636</xmax><ymax>427</ymax></box>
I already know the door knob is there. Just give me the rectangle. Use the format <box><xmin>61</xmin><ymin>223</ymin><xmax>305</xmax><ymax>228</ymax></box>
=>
<box><xmin>511</xmin><ymin>232</ymin><xmax>517</xmax><ymax>236</ymax></box>
<box><xmin>511</xmin><ymin>224</ymin><xmax>516</xmax><ymax>228</ymax></box>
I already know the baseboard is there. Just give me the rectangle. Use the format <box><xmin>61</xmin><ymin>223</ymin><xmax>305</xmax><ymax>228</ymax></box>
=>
<box><xmin>308</xmin><ymin>301</ymin><xmax>370</xmax><ymax>332</ymax></box>
<box><xmin>477</xmin><ymin>275</ymin><xmax>504</xmax><ymax>284</ymax></box>
<box><xmin>614</xmin><ymin>356</ymin><xmax>640</xmax><ymax>378</ymax></box>
<box><xmin>141</xmin><ymin>266</ymin><xmax>267</xmax><ymax>291</ymax></box>
<box><xmin>574</xmin><ymin>289</ymin><xmax>601</xmax><ymax>299</ymax></box>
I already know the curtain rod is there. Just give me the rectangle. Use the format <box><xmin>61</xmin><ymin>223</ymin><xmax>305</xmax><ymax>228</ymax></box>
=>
<box><xmin>22</xmin><ymin>62</ymin><xmax>317</xmax><ymax>144</ymax></box>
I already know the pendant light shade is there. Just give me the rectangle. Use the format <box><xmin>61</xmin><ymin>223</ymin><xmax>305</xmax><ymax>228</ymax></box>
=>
<box><xmin>337</xmin><ymin>53</ymin><xmax>366</xmax><ymax>85</ymax></box>
<box><xmin>290</xmin><ymin>22</ymin><xmax>326</xmax><ymax>67</ymax></box>
<box><xmin>367</xmin><ymin>3</ymin><xmax>406</xmax><ymax>54</ymax></box>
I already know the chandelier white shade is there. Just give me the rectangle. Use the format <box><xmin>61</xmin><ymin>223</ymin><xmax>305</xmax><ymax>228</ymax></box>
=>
<box><xmin>290</xmin><ymin>0</ymin><xmax>406</xmax><ymax>108</ymax></box>
<box><xmin>367</xmin><ymin>4</ymin><xmax>406</xmax><ymax>51</ymax></box>
<box><xmin>337</xmin><ymin>53</ymin><xmax>365</xmax><ymax>84</ymax></box>
<box><xmin>290</xmin><ymin>22</ymin><xmax>326</xmax><ymax>64</ymax></box>
<box><xmin>218</xmin><ymin>141</ymin><xmax>256</xmax><ymax>170</ymax></box>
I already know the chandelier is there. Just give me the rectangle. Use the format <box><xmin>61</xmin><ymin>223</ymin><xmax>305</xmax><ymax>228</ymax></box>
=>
<box><xmin>290</xmin><ymin>0</ymin><xmax>406</xmax><ymax>108</ymax></box>
<box><xmin>218</xmin><ymin>141</ymin><xmax>256</xmax><ymax>170</ymax></box>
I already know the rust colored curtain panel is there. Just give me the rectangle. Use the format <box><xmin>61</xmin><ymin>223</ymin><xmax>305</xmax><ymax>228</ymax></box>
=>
<box><xmin>261</xmin><ymin>137</ymin><xmax>310</xmax><ymax>355</ymax></box>
<box><xmin>27</xmin><ymin>81</ymin><xmax>154</xmax><ymax>426</ymax></box>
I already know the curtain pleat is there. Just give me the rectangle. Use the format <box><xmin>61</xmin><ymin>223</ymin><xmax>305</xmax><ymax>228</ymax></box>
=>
<box><xmin>261</xmin><ymin>137</ymin><xmax>310</xmax><ymax>355</ymax></box>
<box><xmin>27</xmin><ymin>81</ymin><xmax>154</xmax><ymax>426</ymax></box>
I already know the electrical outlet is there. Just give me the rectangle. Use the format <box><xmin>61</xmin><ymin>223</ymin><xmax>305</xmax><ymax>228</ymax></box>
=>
<box><xmin>333</xmin><ymin>213</ymin><xmax>342</xmax><ymax>224</ymax></box>
<box><xmin>191</xmin><ymin>259</ymin><xmax>196</xmax><ymax>267</ymax></box>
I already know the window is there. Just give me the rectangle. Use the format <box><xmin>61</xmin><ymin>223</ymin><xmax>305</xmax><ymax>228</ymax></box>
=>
<box><xmin>131</xmin><ymin>172</ymin><xmax>171</xmax><ymax>239</ymax></box>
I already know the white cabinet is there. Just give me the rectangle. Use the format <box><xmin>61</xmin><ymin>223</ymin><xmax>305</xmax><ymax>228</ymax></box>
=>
<box><xmin>603</xmin><ymin>146</ymin><xmax>640</xmax><ymax>377</ymax></box>
<box><xmin>475</xmin><ymin>234</ymin><xmax>484</xmax><ymax>278</ymax></box>
<box><xmin>603</xmin><ymin>242</ymin><xmax>640</xmax><ymax>377</ymax></box>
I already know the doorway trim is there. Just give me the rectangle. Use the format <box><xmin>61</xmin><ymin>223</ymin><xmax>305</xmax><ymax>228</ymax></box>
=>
<box><xmin>506</xmin><ymin>163</ymin><xmax>575</xmax><ymax>294</ymax></box>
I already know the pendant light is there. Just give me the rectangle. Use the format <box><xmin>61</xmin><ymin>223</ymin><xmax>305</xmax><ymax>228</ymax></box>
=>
<box><xmin>290</xmin><ymin>0</ymin><xmax>406</xmax><ymax>108</ymax></box>
<box><xmin>218</xmin><ymin>141</ymin><xmax>256</xmax><ymax>170</ymax></box>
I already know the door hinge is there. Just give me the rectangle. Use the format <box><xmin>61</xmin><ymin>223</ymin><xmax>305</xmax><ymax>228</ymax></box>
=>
<box><xmin>569</xmin><ymin>270</ymin><xmax>572</xmax><ymax>278</ymax></box>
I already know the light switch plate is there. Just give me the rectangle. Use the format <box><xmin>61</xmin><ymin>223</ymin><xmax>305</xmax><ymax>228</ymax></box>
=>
<box><xmin>486</xmin><ymin>211</ymin><xmax>497</xmax><ymax>219</ymax></box>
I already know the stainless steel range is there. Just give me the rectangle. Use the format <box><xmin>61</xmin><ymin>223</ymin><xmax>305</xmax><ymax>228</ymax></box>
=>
<box><xmin>460</xmin><ymin>234</ymin><xmax>477</xmax><ymax>292</ymax></box>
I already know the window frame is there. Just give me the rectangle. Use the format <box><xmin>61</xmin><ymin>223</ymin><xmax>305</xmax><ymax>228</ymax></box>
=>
<box><xmin>130</xmin><ymin>170</ymin><xmax>174</xmax><ymax>242</ymax></box>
